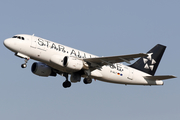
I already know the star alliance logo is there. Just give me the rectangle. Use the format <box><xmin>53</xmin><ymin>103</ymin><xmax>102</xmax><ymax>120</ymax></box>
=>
<box><xmin>143</xmin><ymin>53</ymin><xmax>156</xmax><ymax>71</ymax></box>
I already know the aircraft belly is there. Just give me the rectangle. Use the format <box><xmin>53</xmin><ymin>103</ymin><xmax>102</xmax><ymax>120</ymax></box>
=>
<box><xmin>97</xmin><ymin>66</ymin><xmax>158</xmax><ymax>85</ymax></box>
<box><xmin>96</xmin><ymin>66</ymin><xmax>130</xmax><ymax>84</ymax></box>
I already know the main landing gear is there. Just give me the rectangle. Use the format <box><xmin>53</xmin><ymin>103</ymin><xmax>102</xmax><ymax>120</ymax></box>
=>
<box><xmin>21</xmin><ymin>58</ymin><xmax>30</xmax><ymax>68</ymax></box>
<box><xmin>62</xmin><ymin>73</ymin><xmax>71</xmax><ymax>88</ymax></box>
<box><xmin>83</xmin><ymin>77</ymin><xmax>92</xmax><ymax>84</ymax></box>
<box><xmin>61</xmin><ymin>73</ymin><xmax>92</xmax><ymax>88</ymax></box>
<box><xmin>83</xmin><ymin>70</ymin><xmax>92</xmax><ymax>84</ymax></box>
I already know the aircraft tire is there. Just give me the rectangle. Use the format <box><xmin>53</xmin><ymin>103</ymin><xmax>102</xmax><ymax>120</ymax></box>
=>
<box><xmin>83</xmin><ymin>78</ymin><xmax>92</xmax><ymax>84</ymax></box>
<box><xmin>62</xmin><ymin>81</ymin><xmax>71</xmax><ymax>88</ymax></box>
<box><xmin>21</xmin><ymin>64</ymin><xmax>27</xmax><ymax>68</ymax></box>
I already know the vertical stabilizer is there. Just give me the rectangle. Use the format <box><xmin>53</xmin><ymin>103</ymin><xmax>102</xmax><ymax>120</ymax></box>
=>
<box><xmin>130</xmin><ymin>44</ymin><xmax>166</xmax><ymax>75</ymax></box>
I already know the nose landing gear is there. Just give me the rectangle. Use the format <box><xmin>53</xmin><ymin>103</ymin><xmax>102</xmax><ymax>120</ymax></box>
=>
<box><xmin>21</xmin><ymin>58</ymin><xmax>29</xmax><ymax>68</ymax></box>
<box><xmin>15</xmin><ymin>53</ymin><xmax>30</xmax><ymax>68</ymax></box>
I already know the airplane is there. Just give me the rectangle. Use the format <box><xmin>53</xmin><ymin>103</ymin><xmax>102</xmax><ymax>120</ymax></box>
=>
<box><xmin>3</xmin><ymin>34</ymin><xmax>176</xmax><ymax>88</ymax></box>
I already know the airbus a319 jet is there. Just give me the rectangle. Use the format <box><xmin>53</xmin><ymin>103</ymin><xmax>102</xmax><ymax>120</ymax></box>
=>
<box><xmin>4</xmin><ymin>34</ymin><xmax>176</xmax><ymax>88</ymax></box>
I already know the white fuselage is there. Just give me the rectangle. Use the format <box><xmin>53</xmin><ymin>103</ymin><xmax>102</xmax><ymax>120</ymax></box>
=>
<box><xmin>4</xmin><ymin>34</ymin><xmax>163</xmax><ymax>85</ymax></box>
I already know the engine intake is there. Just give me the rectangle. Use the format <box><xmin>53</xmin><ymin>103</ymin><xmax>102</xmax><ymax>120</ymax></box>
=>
<box><xmin>31</xmin><ymin>62</ymin><xmax>56</xmax><ymax>77</ymax></box>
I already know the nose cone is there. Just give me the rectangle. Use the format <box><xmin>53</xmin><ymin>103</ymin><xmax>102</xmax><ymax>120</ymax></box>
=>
<box><xmin>4</xmin><ymin>39</ymin><xmax>10</xmax><ymax>47</ymax></box>
<box><xmin>3</xmin><ymin>38</ymin><xmax>14</xmax><ymax>50</ymax></box>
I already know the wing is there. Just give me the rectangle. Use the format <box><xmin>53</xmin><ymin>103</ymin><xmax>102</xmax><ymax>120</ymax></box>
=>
<box><xmin>83</xmin><ymin>53</ymin><xmax>147</xmax><ymax>68</ymax></box>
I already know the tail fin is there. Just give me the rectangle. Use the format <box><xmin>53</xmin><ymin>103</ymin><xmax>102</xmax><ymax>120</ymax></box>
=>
<box><xmin>130</xmin><ymin>44</ymin><xmax>166</xmax><ymax>75</ymax></box>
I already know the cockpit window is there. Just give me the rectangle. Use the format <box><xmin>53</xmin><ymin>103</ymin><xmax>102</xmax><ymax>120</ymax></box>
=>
<box><xmin>12</xmin><ymin>36</ymin><xmax>25</xmax><ymax>40</ymax></box>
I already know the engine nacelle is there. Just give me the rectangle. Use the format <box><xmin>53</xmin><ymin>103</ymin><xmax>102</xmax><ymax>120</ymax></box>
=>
<box><xmin>63</xmin><ymin>56</ymin><xmax>87</xmax><ymax>72</ymax></box>
<box><xmin>31</xmin><ymin>62</ymin><xmax>56</xmax><ymax>77</ymax></box>
<box><xmin>50</xmin><ymin>55</ymin><xmax>64</xmax><ymax>67</ymax></box>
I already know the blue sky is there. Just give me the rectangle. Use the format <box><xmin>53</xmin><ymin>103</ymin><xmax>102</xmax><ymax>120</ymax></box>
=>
<box><xmin>0</xmin><ymin>0</ymin><xmax>179</xmax><ymax>120</ymax></box>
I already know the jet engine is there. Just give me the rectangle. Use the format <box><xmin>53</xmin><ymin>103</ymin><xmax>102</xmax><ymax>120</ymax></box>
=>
<box><xmin>31</xmin><ymin>62</ymin><xmax>56</xmax><ymax>77</ymax></box>
<box><xmin>63</xmin><ymin>56</ymin><xmax>88</xmax><ymax>72</ymax></box>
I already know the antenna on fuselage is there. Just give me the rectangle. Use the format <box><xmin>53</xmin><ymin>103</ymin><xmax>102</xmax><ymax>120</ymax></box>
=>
<box><xmin>32</xmin><ymin>34</ymin><xmax>35</xmax><ymax>36</ymax></box>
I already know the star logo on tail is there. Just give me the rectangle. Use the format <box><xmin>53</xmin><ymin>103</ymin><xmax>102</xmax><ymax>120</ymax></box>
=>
<box><xmin>143</xmin><ymin>53</ymin><xmax>156</xmax><ymax>71</ymax></box>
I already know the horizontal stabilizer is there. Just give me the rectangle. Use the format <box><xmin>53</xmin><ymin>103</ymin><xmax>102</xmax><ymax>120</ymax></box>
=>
<box><xmin>143</xmin><ymin>75</ymin><xmax>177</xmax><ymax>80</ymax></box>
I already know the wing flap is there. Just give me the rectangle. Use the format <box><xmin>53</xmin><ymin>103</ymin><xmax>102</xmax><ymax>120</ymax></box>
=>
<box><xmin>143</xmin><ymin>75</ymin><xmax>177</xmax><ymax>80</ymax></box>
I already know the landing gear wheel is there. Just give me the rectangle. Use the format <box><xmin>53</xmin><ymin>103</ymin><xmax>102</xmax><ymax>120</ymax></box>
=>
<box><xmin>21</xmin><ymin>58</ymin><xmax>29</xmax><ymax>68</ymax></box>
<box><xmin>62</xmin><ymin>81</ymin><xmax>71</xmax><ymax>88</ymax></box>
<box><xmin>21</xmin><ymin>64</ymin><xmax>27</xmax><ymax>68</ymax></box>
<box><xmin>62</xmin><ymin>73</ymin><xmax>71</xmax><ymax>88</ymax></box>
<box><xmin>83</xmin><ymin>78</ymin><xmax>92</xmax><ymax>84</ymax></box>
